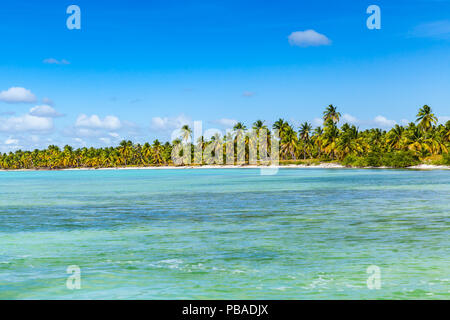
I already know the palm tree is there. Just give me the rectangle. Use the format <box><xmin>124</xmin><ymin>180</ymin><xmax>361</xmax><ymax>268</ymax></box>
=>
<box><xmin>232</xmin><ymin>122</ymin><xmax>247</xmax><ymax>164</ymax></box>
<box><xmin>181</xmin><ymin>124</ymin><xmax>192</xmax><ymax>142</ymax></box>
<box><xmin>252</xmin><ymin>120</ymin><xmax>267</xmax><ymax>131</ymax></box>
<box><xmin>445</xmin><ymin>121</ymin><xmax>450</xmax><ymax>143</ymax></box>
<box><xmin>323</xmin><ymin>104</ymin><xmax>341</xmax><ymax>124</ymax></box>
<box><xmin>298</xmin><ymin>122</ymin><xmax>312</xmax><ymax>159</ymax></box>
<box><xmin>272</xmin><ymin>118</ymin><xmax>290</xmax><ymax>139</ymax></box>
<box><xmin>429</xmin><ymin>128</ymin><xmax>448</xmax><ymax>155</ymax></box>
<box><xmin>118</xmin><ymin>140</ymin><xmax>133</xmax><ymax>166</ymax></box>
<box><xmin>142</xmin><ymin>142</ymin><xmax>152</xmax><ymax>165</ymax></box>
<box><xmin>299</xmin><ymin>122</ymin><xmax>312</xmax><ymax>141</ymax></box>
<box><xmin>336</xmin><ymin>125</ymin><xmax>363</xmax><ymax>159</ymax></box>
<box><xmin>404</xmin><ymin>125</ymin><xmax>432</xmax><ymax>156</ymax></box>
<box><xmin>251</xmin><ymin>120</ymin><xmax>270</xmax><ymax>160</ymax></box>
<box><xmin>416</xmin><ymin>105</ymin><xmax>437</xmax><ymax>132</ymax></box>
<box><xmin>311</xmin><ymin>126</ymin><xmax>324</xmax><ymax>157</ymax></box>
<box><xmin>280</xmin><ymin>126</ymin><xmax>298</xmax><ymax>160</ymax></box>
<box><xmin>233</xmin><ymin>122</ymin><xmax>247</xmax><ymax>132</ymax></box>
<box><xmin>152</xmin><ymin>140</ymin><xmax>164</xmax><ymax>165</ymax></box>
<box><xmin>387</xmin><ymin>124</ymin><xmax>404</xmax><ymax>151</ymax></box>
<box><xmin>62</xmin><ymin>145</ymin><xmax>75</xmax><ymax>167</ymax></box>
<box><xmin>322</xmin><ymin>119</ymin><xmax>340</xmax><ymax>159</ymax></box>
<box><xmin>194</xmin><ymin>136</ymin><xmax>204</xmax><ymax>165</ymax></box>
<box><xmin>0</xmin><ymin>105</ymin><xmax>449</xmax><ymax>170</ymax></box>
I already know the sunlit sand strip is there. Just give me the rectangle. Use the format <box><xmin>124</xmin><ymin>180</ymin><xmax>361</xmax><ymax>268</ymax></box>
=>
<box><xmin>2</xmin><ymin>163</ymin><xmax>450</xmax><ymax>171</ymax></box>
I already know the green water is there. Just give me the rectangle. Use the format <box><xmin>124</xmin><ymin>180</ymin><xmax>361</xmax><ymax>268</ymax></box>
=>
<box><xmin>0</xmin><ymin>168</ymin><xmax>449</xmax><ymax>299</ymax></box>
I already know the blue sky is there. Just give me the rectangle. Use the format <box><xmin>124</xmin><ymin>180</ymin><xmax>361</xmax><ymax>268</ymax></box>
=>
<box><xmin>0</xmin><ymin>0</ymin><xmax>450</xmax><ymax>151</ymax></box>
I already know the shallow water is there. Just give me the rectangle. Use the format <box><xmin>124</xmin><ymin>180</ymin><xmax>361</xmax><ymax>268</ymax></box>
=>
<box><xmin>0</xmin><ymin>168</ymin><xmax>449</xmax><ymax>299</ymax></box>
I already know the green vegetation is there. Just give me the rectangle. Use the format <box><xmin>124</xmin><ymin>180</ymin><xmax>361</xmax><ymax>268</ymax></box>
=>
<box><xmin>342</xmin><ymin>151</ymin><xmax>420</xmax><ymax>168</ymax></box>
<box><xmin>442</xmin><ymin>152</ymin><xmax>450</xmax><ymax>165</ymax></box>
<box><xmin>1</xmin><ymin>105</ymin><xmax>449</xmax><ymax>170</ymax></box>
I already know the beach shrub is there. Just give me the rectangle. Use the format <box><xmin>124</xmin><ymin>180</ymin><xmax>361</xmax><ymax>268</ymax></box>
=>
<box><xmin>381</xmin><ymin>151</ymin><xmax>419</xmax><ymax>168</ymax></box>
<box><xmin>342</xmin><ymin>152</ymin><xmax>382</xmax><ymax>167</ymax></box>
<box><xmin>442</xmin><ymin>153</ymin><xmax>450</xmax><ymax>165</ymax></box>
<box><xmin>342</xmin><ymin>151</ymin><xmax>419</xmax><ymax>168</ymax></box>
<box><xmin>342</xmin><ymin>154</ymin><xmax>367</xmax><ymax>167</ymax></box>
<box><xmin>365</xmin><ymin>152</ymin><xmax>383</xmax><ymax>167</ymax></box>
<box><xmin>342</xmin><ymin>154</ymin><xmax>359</xmax><ymax>166</ymax></box>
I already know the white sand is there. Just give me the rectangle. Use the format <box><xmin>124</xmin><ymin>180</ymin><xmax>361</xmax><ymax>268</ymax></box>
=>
<box><xmin>2</xmin><ymin>163</ymin><xmax>450</xmax><ymax>172</ymax></box>
<box><xmin>407</xmin><ymin>164</ymin><xmax>450</xmax><ymax>170</ymax></box>
<box><xmin>62</xmin><ymin>163</ymin><xmax>346</xmax><ymax>171</ymax></box>
<box><xmin>1</xmin><ymin>163</ymin><xmax>345</xmax><ymax>172</ymax></box>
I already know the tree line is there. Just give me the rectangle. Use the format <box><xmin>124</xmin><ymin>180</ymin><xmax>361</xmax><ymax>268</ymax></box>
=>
<box><xmin>1</xmin><ymin>105</ymin><xmax>449</xmax><ymax>169</ymax></box>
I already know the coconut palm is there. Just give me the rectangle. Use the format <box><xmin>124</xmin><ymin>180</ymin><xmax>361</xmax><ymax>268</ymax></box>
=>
<box><xmin>181</xmin><ymin>124</ymin><xmax>192</xmax><ymax>142</ymax></box>
<box><xmin>298</xmin><ymin>122</ymin><xmax>312</xmax><ymax>159</ymax></box>
<box><xmin>280</xmin><ymin>126</ymin><xmax>298</xmax><ymax>160</ymax></box>
<box><xmin>387</xmin><ymin>125</ymin><xmax>405</xmax><ymax>151</ymax></box>
<box><xmin>252</xmin><ymin>120</ymin><xmax>267</xmax><ymax>131</ymax></box>
<box><xmin>272</xmin><ymin>118</ymin><xmax>290</xmax><ymax>139</ymax></box>
<box><xmin>323</xmin><ymin>104</ymin><xmax>341</xmax><ymax>123</ymax></box>
<box><xmin>322</xmin><ymin>119</ymin><xmax>340</xmax><ymax>159</ymax></box>
<box><xmin>233</xmin><ymin>122</ymin><xmax>247</xmax><ymax>132</ymax></box>
<box><xmin>311</xmin><ymin>126</ymin><xmax>324</xmax><ymax>157</ymax></box>
<box><xmin>0</xmin><ymin>105</ymin><xmax>449</xmax><ymax>170</ymax></box>
<box><xmin>118</xmin><ymin>140</ymin><xmax>133</xmax><ymax>166</ymax></box>
<box><xmin>404</xmin><ymin>125</ymin><xmax>432</xmax><ymax>156</ymax></box>
<box><xmin>152</xmin><ymin>140</ymin><xmax>164</xmax><ymax>165</ymax></box>
<box><xmin>416</xmin><ymin>105</ymin><xmax>437</xmax><ymax>132</ymax></box>
<box><xmin>299</xmin><ymin>122</ymin><xmax>312</xmax><ymax>141</ymax></box>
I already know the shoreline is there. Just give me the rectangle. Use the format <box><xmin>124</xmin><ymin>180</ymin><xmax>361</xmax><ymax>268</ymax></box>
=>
<box><xmin>1</xmin><ymin>163</ymin><xmax>449</xmax><ymax>172</ymax></box>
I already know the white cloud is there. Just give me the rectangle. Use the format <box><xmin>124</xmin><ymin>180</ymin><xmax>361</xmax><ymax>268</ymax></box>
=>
<box><xmin>5</xmin><ymin>138</ymin><xmax>19</xmax><ymax>145</ymax></box>
<box><xmin>0</xmin><ymin>87</ymin><xmax>37</xmax><ymax>103</ymax></box>
<box><xmin>288</xmin><ymin>30</ymin><xmax>331</xmax><ymax>47</ymax></box>
<box><xmin>99</xmin><ymin>137</ymin><xmax>111</xmax><ymax>144</ymax></box>
<box><xmin>29</xmin><ymin>105</ymin><xmax>63</xmax><ymax>118</ymax></box>
<box><xmin>374</xmin><ymin>115</ymin><xmax>396</xmax><ymax>128</ymax></box>
<box><xmin>203</xmin><ymin>128</ymin><xmax>223</xmax><ymax>140</ymax></box>
<box><xmin>74</xmin><ymin>128</ymin><xmax>98</xmax><ymax>137</ymax></box>
<box><xmin>0</xmin><ymin>114</ymin><xmax>53</xmax><ymax>132</ymax></box>
<box><xmin>340</xmin><ymin>114</ymin><xmax>359</xmax><ymax>124</ymax></box>
<box><xmin>438</xmin><ymin>116</ymin><xmax>450</xmax><ymax>124</ymax></box>
<box><xmin>43</xmin><ymin>58</ymin><xmax>70</xmax><ymax>65</ymax></box>
<box><xmin>312</xmin><ymin>118</ymin><xmax>323</xmax><ymax>126</ymax></box>
<box><xmin>150</xmin><ymin>114</ymin><xmax>191</xmax><ymax>131</ymax></box>
<box><xmin>75</xmin><ymin>114</ymin><xmax>122</xmax><ymax>130</ymax></box>
<box><xmin>62</xmin><ymin>118</ymin><xmax>137</xmax><ymax>144</ymax></box>
<box><xmin>212</xmin><ymin>118</ymin><xmax>238</xmax><ymax>128</ymax></box>
<box><xmin>97</xmin><ymin>133</ymin><xmax>121</xmax><ymax>145</ymax></box>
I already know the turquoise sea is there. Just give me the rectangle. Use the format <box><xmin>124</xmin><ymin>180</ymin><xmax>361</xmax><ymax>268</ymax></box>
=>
<box><xmin>0</xmin><ymin>168</ymin><xmax>449</xmax><ymax>299</ymax></box>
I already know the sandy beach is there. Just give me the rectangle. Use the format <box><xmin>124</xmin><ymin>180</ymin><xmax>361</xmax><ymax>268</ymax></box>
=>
<box><xmin>2</xmin><ymin>163</ymin><xmax>449</xmax><ymax>172</ymax></box>
<box><xmin>407</xmin><ymin>164</ymin><xmax>450</xmax><ymax>170</ymax></box>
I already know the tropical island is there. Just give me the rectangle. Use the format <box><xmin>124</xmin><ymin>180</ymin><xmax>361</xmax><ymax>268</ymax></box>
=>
<box><xmin>1</xmin><ymin>105</ymin><xmax>449</xmax><ymax>170</ymax></box>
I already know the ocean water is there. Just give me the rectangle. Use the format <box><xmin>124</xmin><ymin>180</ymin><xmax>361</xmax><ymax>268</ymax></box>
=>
<box><xmin>0</xmin><ymin>168</ymin><xmax>449</xmax><ymax>299</ymax></box>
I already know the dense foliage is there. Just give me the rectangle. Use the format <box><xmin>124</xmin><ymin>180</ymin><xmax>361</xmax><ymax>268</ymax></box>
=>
<box><xmin>1</xmin><ymin>105</ymin><xmax>449</xmax><ymax>169</ymax></box>
<box><xmin>342</xmin><ymin>151</ymin><xmax>420</xmax><ymax>168</ymax></box>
